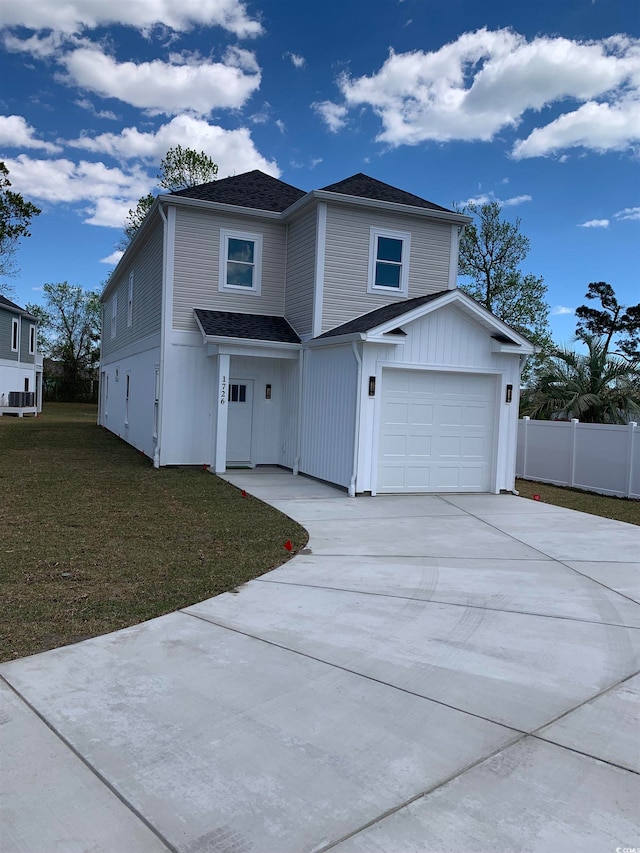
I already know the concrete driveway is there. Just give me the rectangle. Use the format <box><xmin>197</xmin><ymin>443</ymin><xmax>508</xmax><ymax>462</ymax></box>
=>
<box><xmin>2</xmin><ymin>469</ymin><xmax>639</xmax><ymax>853</ymax></box>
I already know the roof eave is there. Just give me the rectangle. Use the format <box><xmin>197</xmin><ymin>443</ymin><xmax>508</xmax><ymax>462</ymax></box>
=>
<box><xmin>308</xmin><ymin>190</ymin><xmax>472</xmax><ymax>225</ymax></box>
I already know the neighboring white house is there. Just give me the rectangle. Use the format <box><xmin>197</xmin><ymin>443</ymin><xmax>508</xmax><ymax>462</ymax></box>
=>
<box><xmin>0</xmin><ymin>295</ymin><xmax>42</xmax><ymax>415</ymax></box>
<box><xmin>99</xmin><ymin>171</ymin><xmax>535</xmax><ymax>495</ymax></box>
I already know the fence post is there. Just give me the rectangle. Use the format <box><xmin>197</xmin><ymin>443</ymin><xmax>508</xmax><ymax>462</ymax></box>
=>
<box><xmin>521</xmin><ymin>416</ymin><xmax>530</xmax><ymax>480</ymax></box>
<box><xmin>626</xmin><ymin>422</ymin><xmax>637</xmax><ymax>499</ymax></box>
<box><xmin>570</xmin><ymin>419</ymin><xmax>579</xmax><ymax>488</ymax></box>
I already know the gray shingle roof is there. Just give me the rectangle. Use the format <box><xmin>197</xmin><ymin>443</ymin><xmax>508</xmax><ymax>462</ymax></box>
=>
<box><xmin>171</xmin><ymin>170</ymin><xmax>306</xmax><ymax>212</ymax></box>
<box><xmin>194</xmin><ymin>309</ymin><xmax>301</xmax><ymax>343</ymax></box>
<box><xmin>318</xmin><ymin>292</ymin><xmax>449</xmax><ymax>338</ymax></box>
<box><xmin>0</xmin><ymin>294</ymin><xmax>35</xmax><ymax>318</ymax></box>
<box><xmin>320</xmin><ymin>174</ymin><xmax>453</xmax><ymax>213</ymax></box>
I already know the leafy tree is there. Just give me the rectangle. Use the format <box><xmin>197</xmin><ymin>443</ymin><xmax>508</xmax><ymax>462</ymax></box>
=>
<box><xmin>26</xmin><ymin>283</ymin><xmax>101</xmax><ymax>402</ymax></box>
<box><xmin>520</xmin><ymin>334</ymin><xmax>640</xmax><ymax>424</ymax></box>
<box><xmin>457</xmin><ymin>201</ymin><xmax>552</xmax><ymax>360</ymax></box>
<box><xmin>575</xmin><ymin>281</ymin><xmax>640</xmax><ymax>360</ymax></box>
<box><xmin>0</xmin><ymin>161</ymin><xmax>41</xmax><ymax>296</ymax></box>
<box><xmin>120</xmin><ymin>147</ymin><xmax>219</xmax><ymax>247</ymax></box>
<box><xmin>158</xmin><ymin>145</ymin><xmax>218</xmax><ymax>192</ymax></box>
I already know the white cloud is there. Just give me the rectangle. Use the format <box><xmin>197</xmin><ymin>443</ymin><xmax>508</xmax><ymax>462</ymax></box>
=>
<box><xmin>551</xmin><ymin>306</ymin><xmax>575</xmax><ymax>315</ymax></box>
<box><xmin>66</xmin><ymin>115</ymin><xmax>280</xmax><ymax>176</ymax></box>
<box><xmin>578</xmin><ymin>218</ymin><xmax>610</xmax><ymax>228</ymax></box>
<box><xmin>318</xmin><ymin>28</ymin><xmax>640</xmax><ymax>159</ymax></box>
<box><xmin>74</xmin><ymin>98</ymin><xmax>118</xmax><ymax>120</ymax></box>
<box><xmin>512</xmin><ymin>98</ymin><xmax>640</xmax><ymax>159</ymax></box>
<box><xmin>312</xmin><ymin>100</ymin><xmax>348</xmax><ymax>132</ymax></box>
<box><xmin>0</xmin><ymin>115</ymin><xmax>62</xmax><ymax>153</ymax></box>
<box><xmin>285</xmin><ymin>52</ymin><xmax>305</xmax><ymax>69</ymax></box>
<box><xmin>60</xmin><ymin>45</ymin><xmax>261</xmax><ymax>115</ymax></box>
<box><xmin>275</xmin><ymin>119</ymin><xmax>285</xmax><ymax>134</ymax></box>
<box><xmin>614</xmin><ymin>206</ymin><xmax>640</xmax><ymax>221</ymax></box>
<box><xmin>0</xmin><ymin>0</ymin><xmax>262</xmax><ymax>38</ymax></box>
<box><xmin>459</xmin><ymin>191</ymin><xmax>531</xmax><ymax>207</ymax></box>
<box><xmin>2</xmin><ymin>154</ymin><xmax>154</xmax><ymax>226</ymax></box>
<box><xmin>100</xmin><ymin>250</ymin><xmax>125</xmax><ymax>265</ymax></box>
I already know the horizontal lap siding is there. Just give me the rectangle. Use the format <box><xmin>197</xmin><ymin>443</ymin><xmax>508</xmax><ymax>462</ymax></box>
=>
<box><xmin>322</xmin><ymin>204</ymin><xmax>451</xmax><ymax>333</ymax></box>
<box><xmin>102</xmin><ymin>219</ymin><xmax>163</xmax><ymax>359</ymax></box>
<box><xmin>173</xmin><ymin>208</ymin><xmax>286</xmax><ymax>332</ymax></box>
<box><xmin>285</xmin><ymin>207</ymin><xmax>316</xmax><ymax>339</ymax></box>
<box><xmin>20</xmin><ymin>318</ymin><xmax>34</xmax><ymax>364</ymax></box>
<box><xmin>0</xmin><ymin>309</ymin><xmax>17</xmax><ymax>361</ymax></box>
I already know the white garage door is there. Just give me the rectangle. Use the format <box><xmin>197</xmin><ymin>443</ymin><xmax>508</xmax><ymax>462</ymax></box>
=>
<box><xmin>377</xmin><ymin>369</ymin><xmax>497</xmax><ymax>493</ymax></box>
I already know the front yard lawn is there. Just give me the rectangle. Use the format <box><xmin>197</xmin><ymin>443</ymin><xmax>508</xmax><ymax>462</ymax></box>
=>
<box><xmin>516</xmin><ymin>478</ymin><xmax>639</xmax><ymax>526</ymax></box>
<box><xmin>0</xmin><ymin>403</ymin><xmax>307</xmax><ymax>662</ymax></box>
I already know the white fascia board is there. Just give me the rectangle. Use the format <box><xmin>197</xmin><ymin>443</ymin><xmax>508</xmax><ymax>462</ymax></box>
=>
<box><xmin>305</xmin><ymin>332</ymin><xmax>367</xmax><ymax>348</ymax></box>
<box><xmin>203</xmin><ymin>335</ymin><xmax>300</xmax><ymax>352</ymax></box>
<box><xmin>161</xmin><ymin>194</ymin><xmax>282</xmax><ymax>221</ymax></box>
<box><xmin>308</xmin><ymin>191</ymin><xmax>472</xmax><ymax>226</ymax></box>
<box><xmin>364</xmin><ymin>334</ymin><xmax>406</xmax><ymax>345</ymax></box>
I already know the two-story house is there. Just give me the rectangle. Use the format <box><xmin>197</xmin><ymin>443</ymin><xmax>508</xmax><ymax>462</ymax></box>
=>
<box><xmin>99</xmin><ymin>171</ymin><xmax>534</xmax><ymax>495</ymax></box>
<box><xmin>0</xmin><ymin>295</ymin><xmax>42</xmax><ymax>416</ymax></box>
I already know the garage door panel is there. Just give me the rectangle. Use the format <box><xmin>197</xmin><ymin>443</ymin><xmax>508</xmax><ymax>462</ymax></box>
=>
<box><xmin>378</xmin><ymin>369</ymin><xmax>496</xmax><ymax>493</ymax></box>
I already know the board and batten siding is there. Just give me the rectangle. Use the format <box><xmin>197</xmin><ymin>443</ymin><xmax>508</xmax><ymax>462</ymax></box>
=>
<box><xmin>321</xmin><ymin>203</ymin><xmax>452</xmax><ymax>333</ymax></box>
<box><xmin>284</xmin><ymin>206</ymin><xmax>316</xmax><ymax>339</ymax></box>
<box><xmin>102</xmin><ymin>218</ymin><xmax>163</xmax><ymax>360</ymax></box>
<box><xmin>173</xmin><ymin>207</ymin><xmax>287</xmax><ymax>331</ymax></box>
<box><xmin>300</xmin><ymin>345</ymin><xmax>358</xmax><ymax>489</ymax></box>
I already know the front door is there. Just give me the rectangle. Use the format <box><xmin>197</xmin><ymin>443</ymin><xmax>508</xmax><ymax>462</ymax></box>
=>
<box><xmin>226</xmin><ymin>379</ymin><xmax>253</xmax><ymax>463</ymax></box>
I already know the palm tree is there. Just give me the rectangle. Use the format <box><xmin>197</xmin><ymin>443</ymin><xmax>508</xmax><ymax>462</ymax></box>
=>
<box><xmin>521</xmin><ymin>335</ymin><xmax>640</xmax><ymax>424</ymax></box>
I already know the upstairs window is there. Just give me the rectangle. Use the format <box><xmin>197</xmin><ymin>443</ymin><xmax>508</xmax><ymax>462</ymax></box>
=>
<box><xmin>29</xmin><ymin>324</ymin><xmax>36</xmax><ymax>355</ymax></box>
<box><xmin>368</xmin><ymin>227</ymin><xmax>410</xmax><ymax>296</ymax></box>
<box><xmin>111</xmin><ymin>292</ymin><xmax>118</xmax><ymax>339</ymax></box>
<box><xmin>127</xmin><ymin>272</ymin><xmax>134</xmax><ymax>327</ymax></box>
<box><xmin>11</xmin><ymin>318</ymin><xmax>19</xmax><ymax>352</ymax></box>
<box><xmin>219</xmin><ymin>229</ymin><xmax>262</xmax><ymax>295</ymax></box>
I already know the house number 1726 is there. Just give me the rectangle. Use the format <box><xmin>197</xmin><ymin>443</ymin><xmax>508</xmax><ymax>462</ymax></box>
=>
<box><xmin>220</xmin><ymin>375</ymin><xmax>227</xmax><ymax>405</ymax></box>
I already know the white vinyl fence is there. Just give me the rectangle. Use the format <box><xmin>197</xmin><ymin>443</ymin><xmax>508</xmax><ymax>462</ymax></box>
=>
<box><xmin>516</xmin><ymin>417</ymin><xmax>639</xmax><ymax>500</ymax></box>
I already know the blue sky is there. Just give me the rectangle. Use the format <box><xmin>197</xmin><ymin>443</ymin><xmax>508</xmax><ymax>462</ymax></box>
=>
<box><xmin>1</xmin><ymin>0</ymin><xmax>638</xmax><ymax>345</ymax></box>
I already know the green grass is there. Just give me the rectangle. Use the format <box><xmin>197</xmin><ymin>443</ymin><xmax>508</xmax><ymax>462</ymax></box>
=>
<box><xmin>516</xmin><ymin>478</ymin><xmax>640</xmax><ymax>526</ymax></box>
<box><xmin>0</xmin><ymin>403</ymin><xmax>307</xmax><ymax>662</ymax></box>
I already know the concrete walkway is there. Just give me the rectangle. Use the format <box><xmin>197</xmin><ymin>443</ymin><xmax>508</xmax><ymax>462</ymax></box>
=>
<box><xmin>2</xmin><ymin>469</ymin><xmax>639</xmax><ymax>853</ymax></box>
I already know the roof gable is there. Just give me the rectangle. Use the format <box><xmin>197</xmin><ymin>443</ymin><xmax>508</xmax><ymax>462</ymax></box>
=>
<box><xmin>320</xmin><ymin>173</ymin><xmax>452</xmax><ymax>214</ymax></box>
<box><xmin>171</xmin><ymin>170</ymin><xmax>305</xmax><ymax>212</ymax></box>
<box><xmin>0</xmin><ymin>294</ymin><xmax>35</xmax><ymax>319</ymax></box>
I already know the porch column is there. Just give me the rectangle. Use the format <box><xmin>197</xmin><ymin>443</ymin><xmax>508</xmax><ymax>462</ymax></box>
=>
<box><xmin>214</xmin><ymin>353</ymin><xmax>230</xmax><ymax>473</ymax></box>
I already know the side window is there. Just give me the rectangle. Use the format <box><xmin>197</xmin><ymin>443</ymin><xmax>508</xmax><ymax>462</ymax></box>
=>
<box><xmin>111</xmin><ymin>293</ymin><xmax>118</xmax><ymax>339</ymax></box>
<box><xmin>11</xmin><ymin>318</ymin><xmax>19</xmax><ymax>352</ymax></box>
<box><xmin>125</xmin><ymin>372</ymin><xmax>130</xmax><ymax>426</ymax></box>
<box><xmin>219</xmin><ymin>229</ymin><xmax>262</xmax><ymax>295</ymax></box>
<box><xmin>29</xmin><ymin>324</ymin><xmax>36</xmax><ymax>355</ymax></box>
<box><xmin>153</xmin><ymin>367</ymin><xmax>160</xmax><ymax>438</ymax></box>
<box><xmin>367</xmin><ymin>227</ymin><xmax>410</xmax><ymax>296</ymax></box>
<box><xmin>127</xmin><ymin>272</ymin><xmax>133</xmax><ymax>328</ymax></box>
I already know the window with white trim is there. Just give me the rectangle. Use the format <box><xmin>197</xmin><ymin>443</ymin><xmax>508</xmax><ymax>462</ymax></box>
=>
<box><xmin>111</xmin><ymin>293</ymin><xmax>118</xmax><ymax>339</ymax></box>
<box><xmin>127</xmin><ymin>272</ymin><xmax>133</xmax><ymax>327</ymax></box>
<box><xmin>11</xmin><ymin>317</ymin><xmax>19</xmax><ymax>352</ymax></box>
<box><xmin>125</xmin><ymin>372</ymin><xmax>130</xmax><ymax>426</ymax></box>
<box><xmin>29</xmin><ymin>324</ymin><xmax>36</xmax><ymax>355</ymax></box>
<box><xmin>367</xmin><ymin>227</ymin><xmax>410</xmax><ymax>296</ymax></box>
<box><xmin>219</xmin><ymin>229</ymin><xmax>262</xmax><ymax>295</ymax></box>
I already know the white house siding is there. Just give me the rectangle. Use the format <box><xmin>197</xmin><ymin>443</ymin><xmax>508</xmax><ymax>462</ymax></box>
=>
<box><xmin>300</xmin><ymin>345</ymin><xmax>358</xmax><ymax>489</ymax></box>
<box><xmin>284</xmin><ymin>207</ymin><xmax>316</xmax><ymax>340</ymax></box>
<box><xmin>99</xmin><ymin>345</ymin><xmax>160</xmax><ymax>459</ymax></box>
<box><xmin>321</xmin><ymin>203</ymin><xmax>452</xmax><ymax>334</ymax></box>
<box><xmin>160</xmin><ymin>331</ymin><xmax>215</xmax><ymax>465</ymax></box>
<box><xmin>101</xmin><ymin>219</ymin><xmax>163</xmax><ymax>360</ymax></box>
<box><xmin>355</xmin><ymin>306</ymin><xmax>523</xmax><ymax>493</ymax></box>
<box><xmin>173</xmin><ymin>207</ymin><xmax>287</xmax><ymax>332</ymax></box>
